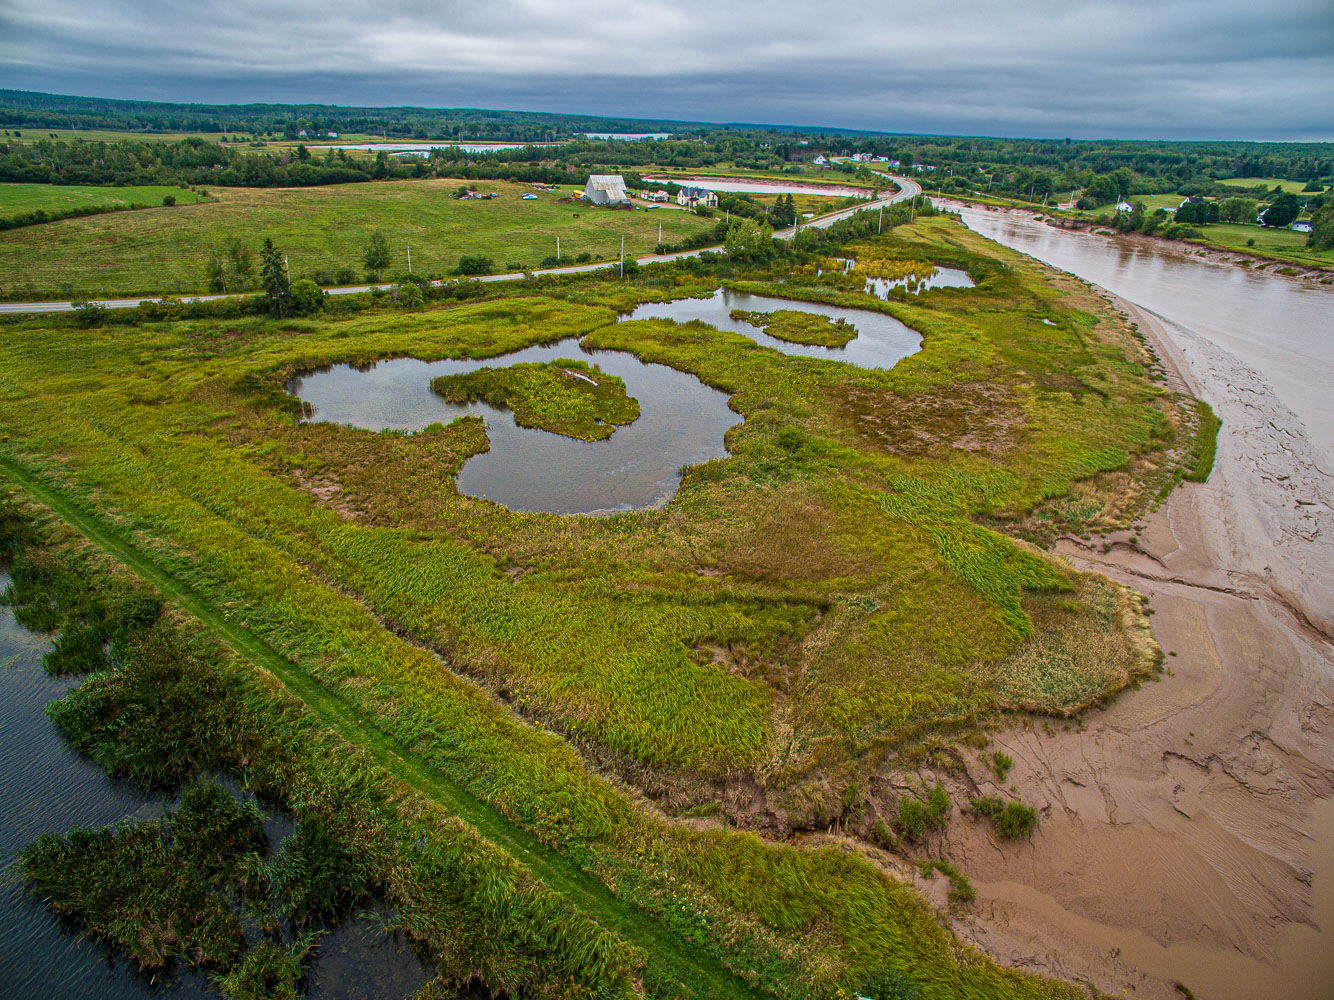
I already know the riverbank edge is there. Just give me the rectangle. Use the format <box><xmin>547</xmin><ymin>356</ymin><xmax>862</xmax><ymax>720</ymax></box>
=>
<box><xmin>933</xmin><ymin>279</ymin><xmax>1334</xmax><ymax>999</ymax></box>
<box><xmin>939</xmin><ymin>196</ymin><xmax>1334</xmax><ymax>279</ymax></box>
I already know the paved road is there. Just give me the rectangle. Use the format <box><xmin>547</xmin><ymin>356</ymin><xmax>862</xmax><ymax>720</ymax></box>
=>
<box><xmin>0</xmin><ymin>176</ymin><xmax>922</xmax><ymax>315</ymax></box>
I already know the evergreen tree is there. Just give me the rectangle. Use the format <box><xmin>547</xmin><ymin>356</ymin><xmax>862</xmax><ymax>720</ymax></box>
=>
<box><xmin>260</xmin><ymin>238</ymin><xmax>291</xmax><ymax>318</ymax></box>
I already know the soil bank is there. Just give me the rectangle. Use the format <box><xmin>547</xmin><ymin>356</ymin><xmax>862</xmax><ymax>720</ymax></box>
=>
<box><xmin>938</xmin><ymin>291</ymin><xmax>1334</xmax><ymax>1000</ymax></box>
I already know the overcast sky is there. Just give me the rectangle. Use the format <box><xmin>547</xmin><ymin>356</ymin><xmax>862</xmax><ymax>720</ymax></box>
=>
<box><xmin>2</xmin><ymin>0</ymin><xmax>1332</xmax><ymax>140</ymax></box>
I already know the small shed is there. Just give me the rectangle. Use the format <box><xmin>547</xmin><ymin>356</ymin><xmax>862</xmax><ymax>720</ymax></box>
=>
<box><xmin>583</xmin><ymin>174</ymin><xmax>631</xmax><ymax>206</ymax></box>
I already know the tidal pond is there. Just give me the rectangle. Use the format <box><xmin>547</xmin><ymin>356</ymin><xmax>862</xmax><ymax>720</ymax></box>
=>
<box><xmin>292</xmin><ymin>291</ymin><xmax>919</xmax><ymax>514</ymax></box>
<box><xmin>862</xmin><ymin>265</ymin><xmax>974</xmax><ymax>299</ymax></box>
<box><xmin>623</xmin><ymin>287</ymin><xmax>922</xmax><ymax>368</ymax></box>
<box><xmin>291</xmin><ymin>340</ymin><xmax>743</xmax><ymax>515</ymax></box>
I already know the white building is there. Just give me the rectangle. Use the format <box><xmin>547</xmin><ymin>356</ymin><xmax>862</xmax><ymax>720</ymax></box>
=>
<box><xmin>583</xmin><ymin>174</ymin><xmax>631</xmax><ymax>205</ymax></box>
<box><xmin>1292</xmin><ymin>220</ymin><xmax>1314</xmax><ymax>233</ymax></box>
<box><xmin>676</xmin><ymin>186</ymin><xmax>719</xmax><ymax>209</ymax></box>
<box><xmin>813</xmin><ymin>155</ymin><xmax>828</xmax><ymax>165</ymax></box>
<box><xmin>645</xmin><ymin>190</ymin><xmax>670</xmax><ymax>202</ymax></box>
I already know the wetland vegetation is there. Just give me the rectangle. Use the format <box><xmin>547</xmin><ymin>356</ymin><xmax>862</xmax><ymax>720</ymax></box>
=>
<box><xmin>431</xmin><ymin>359</ymin><xmax>640</xmax><ymax>442</ymax></box>
<box><xmin>0</xmin><ymin>208</ymin><xmax>1211</xmax><ymax>999</ymax></box>
<box><xmin>727</xmin><ymin>308</ymin><xmax>857</xmax><ymax>347</ymax></box>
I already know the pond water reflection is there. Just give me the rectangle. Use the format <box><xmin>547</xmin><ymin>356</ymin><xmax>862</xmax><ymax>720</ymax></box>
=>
<box><xmin>291</xmin><ymin>290</ymin><xmax>921</xmax><ymax>514</ymax></box>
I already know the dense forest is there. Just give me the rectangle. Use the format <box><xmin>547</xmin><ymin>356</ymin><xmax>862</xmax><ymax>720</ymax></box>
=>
<box><xmin>0</xmin><ymin>89</ymin><xmax>856</xmax><ymax>141</ymax></box>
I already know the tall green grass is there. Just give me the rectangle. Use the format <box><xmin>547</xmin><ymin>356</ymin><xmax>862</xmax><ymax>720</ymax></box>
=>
<box><xmin>1184</xmin><ymin>399</ymin><xmax>1220</xmax><ymax>482</ymax></box>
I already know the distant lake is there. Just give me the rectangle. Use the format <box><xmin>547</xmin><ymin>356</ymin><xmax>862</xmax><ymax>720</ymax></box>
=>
<box><xmin>313</xmin><ymin>142</ymin><xmax>546</xmax><ymax>153</ymax></box>
<box><xmin>643</xmin><ymin>176</ymin><xmax>873</xmax><ymax>199</ymax></box>
<box><xmin>582</xmin><ymin>133</ymin><xmax>673</xmax><ymax>140</ymax></box>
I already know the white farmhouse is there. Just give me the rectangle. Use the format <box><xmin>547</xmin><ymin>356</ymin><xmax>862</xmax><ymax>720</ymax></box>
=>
<box><xmin>676</xmin><ymin>186</ymin><xmax>719</xmax><ymax>209</ymax></box>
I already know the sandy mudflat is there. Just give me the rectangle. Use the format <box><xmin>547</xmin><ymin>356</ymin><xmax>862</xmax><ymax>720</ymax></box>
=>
<box><xmin>939</xmin><ymin>295</ymin><xmax>1334</xmax><ymax>1000</ymax></box>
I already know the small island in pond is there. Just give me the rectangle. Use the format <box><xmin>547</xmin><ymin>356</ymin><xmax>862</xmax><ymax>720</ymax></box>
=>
<box><xmin>730</xmin><ymin>308</ymin><xmax>858</xmax><ymax>347</ymax></box>
<box><xmin>431</xmin><ymin>358</ymin><xmax>640</xmax><ymax>441</ymax></box>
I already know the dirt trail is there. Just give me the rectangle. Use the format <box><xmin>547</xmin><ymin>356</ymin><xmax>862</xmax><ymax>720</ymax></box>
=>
<box><xmin>940</xmin><ymin>298</ymin><xmax>1334</xmax><ymax>999</ymax></box>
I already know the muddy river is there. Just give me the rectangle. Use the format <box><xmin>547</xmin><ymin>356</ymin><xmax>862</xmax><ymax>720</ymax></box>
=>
<box><xmin>949</xmin><ymin>204</ymin><xmax>1334</xmax><ymax>1000</ymax></box>
<box><xmin>956</xmin><ymin>206</ymin><xmax>1334</xmax><ymax>464</ymax></box>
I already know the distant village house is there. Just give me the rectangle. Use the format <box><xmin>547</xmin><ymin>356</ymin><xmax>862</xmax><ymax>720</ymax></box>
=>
<box><xmin>676</xmin><ymin>186</ymin><xmax>719</xmax><ymax>209</ymax></box>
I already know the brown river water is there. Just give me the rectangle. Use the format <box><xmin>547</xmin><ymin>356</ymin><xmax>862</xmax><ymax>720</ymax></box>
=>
<box><xmin>945</xmin><ymin>205</ymin><xmax>1334</xmax><ymax>1000</ymax></box>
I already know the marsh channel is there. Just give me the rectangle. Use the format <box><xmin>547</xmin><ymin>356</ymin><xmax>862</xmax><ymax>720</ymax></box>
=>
<box><xmin>289</xmin><ymin>289</ymin><xmax>924</xmax><ymax>515</ymax></box>
<box><xmin>0</xmin><ymin>570</ymin><xmax>462</xmax><ymax>1000</ymax></box>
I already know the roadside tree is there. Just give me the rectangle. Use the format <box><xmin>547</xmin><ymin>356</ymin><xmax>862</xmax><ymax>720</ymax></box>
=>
<box><xmin>723</xmin><ymin>219</ymin><xmax>775</xmax><ymax>261</ymax></box>
<box><xmin>363</xmin><ymin>232</ymin><xmax>392</xmax><ymax>281</ymax></box>
<box><xmin>204</xmin><ymin>238</ymin><xmax>255</xmax><ymax>293</ymax></box>
<box><xmin>259</xmin><ymin>238</ymin><xmax>292</xmax><ymax>318</ymax></box>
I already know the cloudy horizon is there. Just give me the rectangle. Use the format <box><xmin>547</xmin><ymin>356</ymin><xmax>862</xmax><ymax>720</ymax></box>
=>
<box><xmin>3</xmin><ymin>0</ymin><xmax>1332</xmax><ymax>141</ymax></box>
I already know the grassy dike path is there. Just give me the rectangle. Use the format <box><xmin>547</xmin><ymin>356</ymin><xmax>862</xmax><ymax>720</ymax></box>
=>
<box><xmin>0</xmin><ymin>453</ymin><xmax>769</xmax><ymax>1000</ymax></box>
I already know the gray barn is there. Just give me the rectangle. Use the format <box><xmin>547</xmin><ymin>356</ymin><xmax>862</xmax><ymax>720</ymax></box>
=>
<box><xmin>583</xmin><ymin>174</ymin><xmax>631</xmax><ymax>206</ymax></box>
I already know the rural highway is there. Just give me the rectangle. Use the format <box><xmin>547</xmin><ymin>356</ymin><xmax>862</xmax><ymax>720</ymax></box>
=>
<box><xmin>0</xmin><ymin>175</ymin><xmax>922</xmax><ymax>315</ymax></box>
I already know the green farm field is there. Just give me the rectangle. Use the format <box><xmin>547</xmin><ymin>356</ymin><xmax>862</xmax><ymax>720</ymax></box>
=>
<box><xmin>1217</xmin><ymin>176</ymin><xmax>1313</xmax><ymax>194</ymax></box>
<box><xmin>0</xmin><ymin>178</ymin><xmax>716</xmax><ymax>299</ymax></box>
<box><xmin>0</xmin><ymin>182</ymin><xmax>207</xmax><ymax>215</ymax></box>
<box><xmin>0</xmin><ymin>213</ymin><xmax>1191</xmax><ymax>997</ymax></box>
<box><xmin>1192</xmin><ymin>222</ymin><xmax>1333</xmax><ymax>269</ymax></box>
<box><xmin>1134</xmin><ymin>193</ymin><xmax>1185</xmax><ymax>213</ymax></box>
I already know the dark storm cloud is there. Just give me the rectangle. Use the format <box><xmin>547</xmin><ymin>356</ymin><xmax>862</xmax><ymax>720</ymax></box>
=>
<box><xmin>2</xmin><ymin>0</ymin><xmax>1332</xmax><ymax>138</ymax></box>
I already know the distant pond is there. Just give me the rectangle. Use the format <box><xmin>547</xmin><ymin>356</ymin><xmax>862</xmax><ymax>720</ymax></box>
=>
<box><xmin>289</xmin><ymin>291</ymin><xmax>921</xmax><ymax>515</ymax></box>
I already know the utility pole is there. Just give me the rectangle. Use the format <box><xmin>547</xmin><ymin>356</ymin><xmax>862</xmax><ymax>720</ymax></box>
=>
<box><xmin>619</xmin><ymin>236</ymin><xmax>625</xmax><ymax>278</ymax></box>
<box><xmin>556</xmin><ymin>236</ymin><xmax>560</xmax><ymax>261</ymax></box>
<box><xmin>407</xmin><ymin>245</ymin><xmax>412</xmax><ymax>272</ymax></box>
<box><xmin>658</xmin><ymin>222</ymin><xmax>662</xmax><ymax>246</ymax></box>
<box><xmin>284</xmin><ymin>255</ymin><xmax>291</xmax><ymax>285</ymax></box>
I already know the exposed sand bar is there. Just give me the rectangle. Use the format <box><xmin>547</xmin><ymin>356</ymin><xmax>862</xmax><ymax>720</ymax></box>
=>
<box><xmin>940</xmin><ymin>208</ymin><xmax>1334</xmax><ymax>1000</ymax></box>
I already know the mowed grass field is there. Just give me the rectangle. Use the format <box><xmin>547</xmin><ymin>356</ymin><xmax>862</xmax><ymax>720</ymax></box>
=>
<box><xmin>0</xmin><ymin>182</ymin><xmax>207</xmax><ymax>215</ymax></box>
<box><xmin>1193</xmin><ymin>222</ymin><xmax>1333</xmax><ymax>269</ymax></box>
<box><xmin>1217</xmin><ymin>176</ymin><xmax>1316</xmax><ymax>194</ymax></box>
<box><xmin>1135</xmin><ymin>194</ymin><xmax>1186</xmax><ymax>213</ymax></box>
<box><xmin>0</xmin><ymin>178</ymin><xmax>717</xmax><ymax>299</ymax></box>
